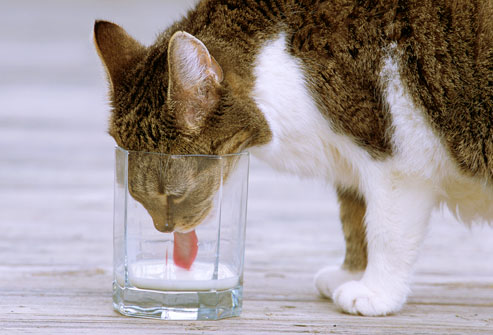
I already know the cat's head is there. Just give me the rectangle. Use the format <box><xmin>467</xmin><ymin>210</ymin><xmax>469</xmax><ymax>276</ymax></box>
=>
<box><xmin>94</xmin><ymin>21</ymin><xmax>269</xmax><ymax>233</ymax></box>
<box><xmin>124</xmin><ymin>150</ymin><xmax>226</xmax><ymax>233</ymax></box>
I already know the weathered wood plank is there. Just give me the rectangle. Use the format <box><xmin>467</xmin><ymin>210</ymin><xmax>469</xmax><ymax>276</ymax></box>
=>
<box><xmin>2</xmin><ymin>292</ymin><xmax>493</xmax><ymax>335</ymax></box>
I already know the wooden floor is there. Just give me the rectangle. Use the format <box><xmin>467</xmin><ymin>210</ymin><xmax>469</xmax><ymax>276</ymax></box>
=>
<box><xmin>1</xmin><ymin>1</ymin><xmax>492</xmax><ymax>334</ymax></box>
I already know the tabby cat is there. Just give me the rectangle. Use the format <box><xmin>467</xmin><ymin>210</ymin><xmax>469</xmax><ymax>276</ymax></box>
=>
<box><xmin>94</xmin><ymin>0</ymin><xmax>493</xmax><ymax>316</ymax></box>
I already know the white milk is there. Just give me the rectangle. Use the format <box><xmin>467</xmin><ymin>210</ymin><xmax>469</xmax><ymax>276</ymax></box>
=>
<box><xmin>125</xmin><ymin>259</ymin><xmax>239</xmax><ymax>291</ymax></box>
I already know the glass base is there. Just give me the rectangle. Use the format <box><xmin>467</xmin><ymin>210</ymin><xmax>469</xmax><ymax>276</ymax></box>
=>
<box><xmin>112</xmin><ymin>281</ymin><xmax>242</xmax><ymax>320</ymax></box>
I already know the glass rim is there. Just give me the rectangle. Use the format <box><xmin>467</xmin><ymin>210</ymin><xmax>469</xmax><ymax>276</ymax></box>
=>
<box><xmin>115</xmin><ymin>145</ymin><xmax>249</xmax><ymax>159</ymax></box>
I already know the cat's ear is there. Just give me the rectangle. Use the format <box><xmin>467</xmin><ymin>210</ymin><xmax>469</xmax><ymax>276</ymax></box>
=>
<box><xmin>167</xmin><ymin>31</ymin><xmax>223</xmax><ymax>132</ymax></box>
<box><xmin>93</xmin><ymin>20</ymin><xmax>145</xmax><ymax>87</ymax></box>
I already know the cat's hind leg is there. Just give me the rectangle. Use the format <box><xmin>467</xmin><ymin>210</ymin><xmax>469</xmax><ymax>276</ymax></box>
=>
<box><xmin>315</xmin><ymin>188</ymin><xmax>367</xmax><ymax>298</ymax></box>
<box><xmin>333</xmin><ymin>175</ymin><xmax>435</xmax><ymax>316</ymax></box>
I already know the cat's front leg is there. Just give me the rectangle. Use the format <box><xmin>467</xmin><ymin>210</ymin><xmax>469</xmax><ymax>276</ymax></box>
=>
<box><xmin>315</xmin><ymin>188</ymin><xmax>367</xmax><ymax>297</ymax></box>
<box><xmin>333</xmin><ymin>176</ymin><xmax>435</xmax><ymax>316</ymax></box>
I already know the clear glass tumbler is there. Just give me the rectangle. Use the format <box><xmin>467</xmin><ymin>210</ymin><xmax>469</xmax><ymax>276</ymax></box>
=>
<box><xmin>112</xmin><ymin>146</ymin><xmax>249</xmax><ymax>320</ymax></box>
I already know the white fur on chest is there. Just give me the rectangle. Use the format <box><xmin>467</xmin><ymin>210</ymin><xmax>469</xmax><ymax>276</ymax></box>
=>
<box><xmin>249</xmin><ymin>33</ymin><xmax>366</xmax><ymax>187</ymax></box>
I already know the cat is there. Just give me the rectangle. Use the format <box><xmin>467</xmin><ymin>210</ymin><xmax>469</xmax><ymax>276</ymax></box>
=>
<box><xmin>94</xmin><ymin>0</ymin><xmax>493</xmax><ymax>316</ymax></box>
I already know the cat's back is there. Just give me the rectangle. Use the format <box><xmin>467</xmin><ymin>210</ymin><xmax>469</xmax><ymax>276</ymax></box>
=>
<box><xmin>293</xmin><ymin>0</ymin><xmax>493</xmax><ymax>181</ymax></box>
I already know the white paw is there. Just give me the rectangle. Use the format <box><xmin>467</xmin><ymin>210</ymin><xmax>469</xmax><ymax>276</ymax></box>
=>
<box><xmin>314</xmin><ymin>266</ymin><xmax>363</xmax><ymax>298</ymax></box>
<box><xmin>333</xmin><ymin>280</ymin><xmax>406</xmax><ymax>316</ymax></box>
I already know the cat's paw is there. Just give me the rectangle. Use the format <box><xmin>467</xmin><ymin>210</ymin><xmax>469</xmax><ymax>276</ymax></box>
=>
<box><xmin>333</xmin><ymin>280</ymin><xmax>406</xmax><ymax>316</ymax></box>
<box><xmin>314</xmin><ymin>266</ymin><xmax>363</xmax><ymax>298</ymax></box>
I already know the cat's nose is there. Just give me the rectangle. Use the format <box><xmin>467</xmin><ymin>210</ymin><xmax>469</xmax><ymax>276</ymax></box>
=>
<box><xmin>159</xmin><ymin>222</ymin><xmax>174</xmax><ymax>233</ymax></box>
<box><xmin>151</xmin><ymin>215</ymin><xmax>175</xmax><ymax>233</ymax></box>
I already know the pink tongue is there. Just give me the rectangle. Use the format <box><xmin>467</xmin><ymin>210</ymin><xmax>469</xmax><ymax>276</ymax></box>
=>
<box><xmin>173</xmin><ymin>230</ymin><xmax>198</xmax><ymax>270</ymax></box>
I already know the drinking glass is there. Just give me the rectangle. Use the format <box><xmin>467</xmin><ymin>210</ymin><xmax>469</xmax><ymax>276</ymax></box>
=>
<box><xmin>112</xmin><ymin>146</ymin><xmax>249</xmax><ymax>320</ymax></box>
